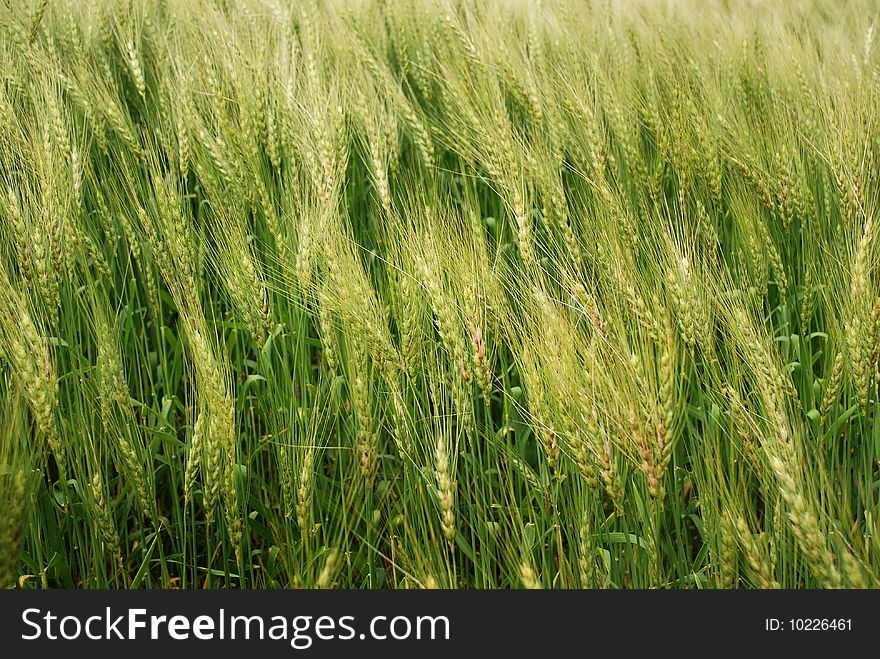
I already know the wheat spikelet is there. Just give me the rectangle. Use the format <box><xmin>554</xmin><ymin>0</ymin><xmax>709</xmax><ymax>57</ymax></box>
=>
<box><xmin>766</xmin><ymin>448</ymin><xmax>842</xmax><ymax>588</ymax></box>
<box><xmin>125</xmin><ymin>39</ymin><xmax>146</xmax><ymax>101</ymax></box>
<box><xmin>316</xmin><ymin>549</ymin><xmax>338</xmax><ymax>589</ymax></box>
<box><xmin>717</xmin><ymin>516</ymin><xmax>739</xmax><ymax>588</ymax></box>
<box><xmin>0</xmin><ymin>466</ymin><xmax>25</xmax><ymax>588</ymax></box>
<box><xmin>820</xmin><ymin>350</ymin><xmax>846</xmax><ymax>421</ymax></box>
<box><xmin>89</xmin><ymin>471</ymin><xmax>122</xmax><ymax>570</ymax></box>
<box><xmin>513</xmin><ymin>190</ymin><xmax>536</xmax><ymax>268</ymax></box>
<box><xmin>350</xmin><ymin>341</ymin><xmax>378</xmax><ymax>485</ymax></box>
<box><xmin>0</xmin><ymin>285</ymin><xmax>64</xmax><ymax>474</ymax></box>
<box><xmin>317</xmin><ymin>285</ymin><xmax>339</xmax><ymax>374</ymax></box>
<box><xmin>846</xmin><ymin>216</ymin><xmax>874</xmax><ymax>409</ymax></box>
<box><xmin>434</xmin><ymin>432</ymin><xmax>456</xmax><ymax>544</ymax></box>
<box><xmin>184</xmin><ymin>413</ymin><xmax>204</xmax><ymax>504</ymax></box>
<box><xmin>470</xmin><ymin>324</ymin><xmax>492</xmax><ymax>404</ymax></box>
<box><xmin>296</xmin><ymin>445</ymin><xmax>316</xmax><ymax>538</ymax></box>
<box><xmin>733</xmin><ymin>516</ymin><xmax>779</xmax><ymax>589</ymax></box>
<box><xmin>519</xmin><ymin>561</ymin><xmax>542</xmax><ymax>589</ymax></box>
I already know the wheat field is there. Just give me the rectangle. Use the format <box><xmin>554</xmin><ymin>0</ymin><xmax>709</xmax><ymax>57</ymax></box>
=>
<box><xmin>0</xmin><ymin>0</ymin><xmax>878</xmax><ymax>589</ymax></box>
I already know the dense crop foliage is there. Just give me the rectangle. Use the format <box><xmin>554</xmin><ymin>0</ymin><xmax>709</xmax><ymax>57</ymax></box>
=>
<box><xmin>0</xmin><ymin>0</ymin><xmax>878</xmax><ymax>588</ymax></box>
